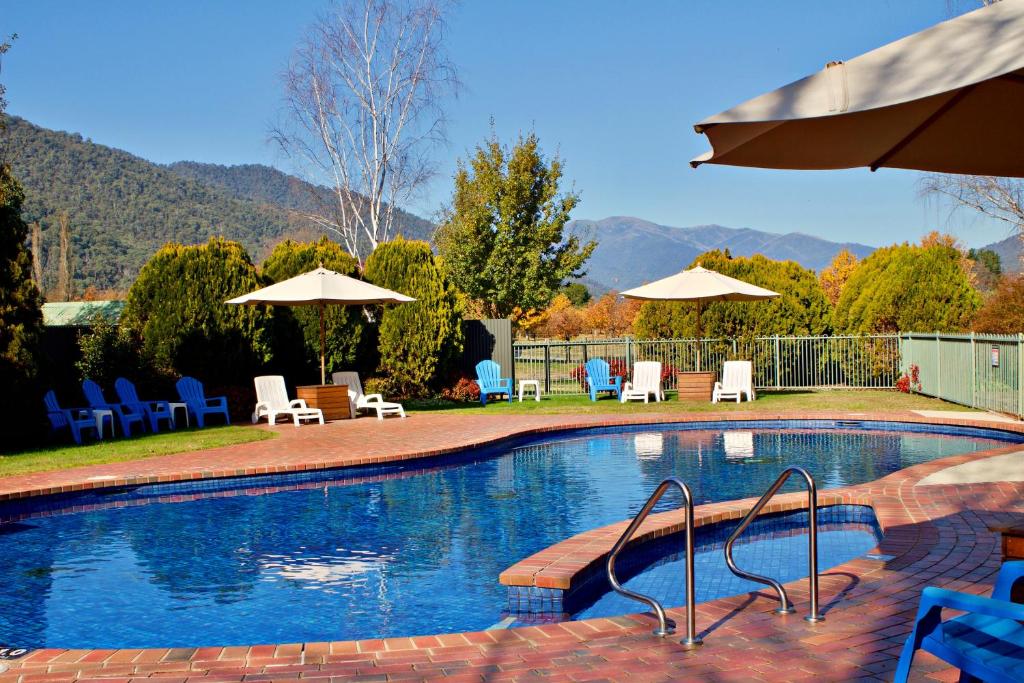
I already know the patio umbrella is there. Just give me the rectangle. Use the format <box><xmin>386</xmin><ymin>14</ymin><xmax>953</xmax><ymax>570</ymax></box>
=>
<box><xmin>226</xmin><ymin>266</ymin><xmax>414</xmax><ymax>384</ymax></box>
<box><xmin>621</xmin><ymin>266</ymin><xmax>779</xmax><ymax>371</ymax></box>
<box><xmin>690</xmin><ymin>0</ymin><xmax>1024</xmax><ymax>176</ymax></box>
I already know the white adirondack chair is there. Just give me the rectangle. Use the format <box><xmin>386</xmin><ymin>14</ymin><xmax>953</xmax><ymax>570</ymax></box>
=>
<box><xmin>252</xmin><ymin>376</ymin><xmax>324</xmax><ymax>426</ymax></box>
<box><xmin>331</xmin><ymin>372</ymin><xmax>406</xmax><ymax>420</ymax></box>
<box><xmin>712</xmin><ymin>361</ymin><xmax>755</xmax><ymax>403</ymax></box>
<box><xmin>621</xmin><ymin>361</ymin><xmax>664</xmax><ymax>403</ymax></box>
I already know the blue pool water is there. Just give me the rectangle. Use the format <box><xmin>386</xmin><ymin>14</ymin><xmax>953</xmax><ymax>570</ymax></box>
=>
<box><xmin>0</xmin><ymin>421</ymin><xmax>1016</xmax><ymax>649</ymax></box>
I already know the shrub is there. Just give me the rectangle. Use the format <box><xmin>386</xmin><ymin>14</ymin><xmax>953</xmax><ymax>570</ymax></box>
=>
<box><xmin>363</xmin><ymin>237</ymin><xmax>463</xmax><ymax>398</ymax></box>
<box><xmin>120</xmin><ymin>238</ymin><xmax>279</xmax><ymax>386</ymax></box>
<box><xmin>75</xmin><ymin>315</ymin><xmax>146</xmax><ymax>386</ymax></box>
<box><xmin>363</xmin><ymin>376</ymin><xmax>397</xmax><ymax>399</ymax></box>
<box><xmin>569</xmin><ymin>359</ymin><xmax>627</xmax><ymax>391</ymax></box>
<box><xmin>440</xmin><ymin>376</ymin><xmax>481</xmax><ymax>403</ymax></box>
<box><xmin>262</xmin><ymin>237</ymin><xmax>366</xmax><ymax>381</ymax></box>
<box><xmin>896</xmin><ymin>364</ymin><xmax>921</xmax><ymax>394</ymax></box>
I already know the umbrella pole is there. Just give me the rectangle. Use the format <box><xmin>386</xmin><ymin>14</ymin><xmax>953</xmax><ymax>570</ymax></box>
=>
<box><xmin>320</xmin><ymin>302</ymin><xmax>326</xmax><ymax>385</ymax></box>
<box><xmin>695</xmin><ymin>300</ymin><xmax>702</xmax><ymax>372</ymax></box>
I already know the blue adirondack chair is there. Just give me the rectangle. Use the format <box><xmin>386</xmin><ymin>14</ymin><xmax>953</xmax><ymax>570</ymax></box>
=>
<box><xmin>44</xmin><ymin>390</ymin><xmax>101</xmax><ymax>444</ymax></box>
<box><xmin>176</xmin><ymin>376</ymin><xmax>231</xmax><ymax>427</ymax></box>
<box><xmin>584</xmin><ymin>358</ymin><xmax>622</xmax><ymax>401</ymax></box>
<box><xmin>474</xmin><ymin>360</ymin><xmax>513</xmax><ymax>406</ymax></box>
<box><xmin>894</xmin><ymin>560</ymin><xmax>1024</xmax><ymax>683</ymax></box>
<box><xmin>115</xmin><ymin>378</ymin><xmax>174</xmax><ymax>433</ymax></box>
<box><xmin>83</xmin><ymin>379</ymin><xmax>147</xmax><ymax>437</ymax></box>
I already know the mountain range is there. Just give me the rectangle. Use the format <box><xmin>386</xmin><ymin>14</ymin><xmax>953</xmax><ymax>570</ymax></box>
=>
<box><xmin>568</xmin><ymin>217</ymin><xmax>878</xmax><ymax>292</ymax></box>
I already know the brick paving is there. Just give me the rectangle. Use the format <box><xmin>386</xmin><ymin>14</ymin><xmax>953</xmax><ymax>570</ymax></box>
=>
<box><xmin>1</xmin><ymin>410</ymin><xmax>1022</xmax><ymax>682</ymax></box>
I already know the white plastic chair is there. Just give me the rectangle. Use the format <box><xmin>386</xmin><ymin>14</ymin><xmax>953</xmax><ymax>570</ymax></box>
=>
<box><xmin>331</xmin><ymin>371</ymin><xmax>406</xmax><ymax>420</ymax></box>
<box><xmin>712</xmin><ymin>361</ymin><xmax>755</xmax><ymax>403</ymax></box>
<box><xmin>252</xmin><ymin>376</ymin><xmax>324</xmax><ymax>426</ymax></box>
<box><xmin>621</xmin><ymin>361</ymin><xmax>664</xmax><ymax>403</ymax></box>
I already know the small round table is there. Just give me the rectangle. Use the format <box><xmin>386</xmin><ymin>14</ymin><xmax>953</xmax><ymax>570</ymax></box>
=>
<box><xmin>518</xmin><ymin>379</ymin><xmax>541</xmax><ymax>402</ymax></box>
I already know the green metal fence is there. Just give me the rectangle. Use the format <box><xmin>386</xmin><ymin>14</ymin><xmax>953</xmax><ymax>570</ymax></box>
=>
<box><xmin>513</xmin><ymin>334</ymin><xmax>901</xmax><ymax>396</ymax></box>
<box><xmin>900</xmin><ymin>332</ymin><xmax>1024</xmax><ymax>416</ymax></box>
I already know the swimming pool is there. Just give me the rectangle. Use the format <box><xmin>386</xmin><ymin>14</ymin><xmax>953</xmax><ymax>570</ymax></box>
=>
<box><xmin>0</xmin><ymin>420</ymin><xmax>1017</xmax><ymax>649</ymax></box>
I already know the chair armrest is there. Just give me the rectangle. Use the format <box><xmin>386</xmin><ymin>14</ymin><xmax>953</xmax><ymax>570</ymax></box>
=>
<box><xmin>993</xmin><ymin>560</ymin><xmax>1024</xmax><ymax>601</ymax></box>
<box><xmin>206</xmin><ymin>396</ymin><xmax>228</xmax><ymax>409</ymax></box>
<box><xmin>501</xmin><ymin>378</ymin><xmax>513</xmax><ymax>388</ymax></box>
<box><xmin>146</xmin><ymin>400</ymin><xmax>170</xmax><ymax>411</ymax></box>
<box><xmin>288</xmin><ymin>399</ymin><xmax>308</xmax><ymax>409</ymax></box>
<box><xmin>363</xmin><ymin>394</ymin><xmax>384</xmax><ymax>403</ymax></box>
<box><xmin>918</xmin><ymin>586</ymin><xmax>1024</xmax><ymax>621</ymax></box>
<box><xmin>254</xmin><ymin>401</ymin><xmax>271</xmax><ymax>413</ymax></box>
<box><xmin>613</xmin><ymin>376</ymin><xmax>622</xmax><ymax>387</ymax></box>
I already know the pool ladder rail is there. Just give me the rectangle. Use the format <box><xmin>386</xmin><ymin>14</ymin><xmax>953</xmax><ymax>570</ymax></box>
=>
<box><xmin>605</xmin><ymin>476</ymin><xmax>702</xmax><ymax>649</ymax></box>
<box><xmin>724</xmin><ymin>465</ymin><xmax>824</xmax><ymax>623</ymax></box>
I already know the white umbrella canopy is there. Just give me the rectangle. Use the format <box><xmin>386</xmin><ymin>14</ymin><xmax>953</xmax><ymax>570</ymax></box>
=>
<box><xmin>691</xmin><ymin>0</ymin><xmax>1024</xmax><ymax>176</ymax></box>
<box><xmin>622</xmin><ymin>266</ymin><xmax>780</xmax><ymax>371</ymax></box>
<box><xmin>227</xmin><ymin>266</ymin><xmax>415</xmax><ymax>384</ymax></box>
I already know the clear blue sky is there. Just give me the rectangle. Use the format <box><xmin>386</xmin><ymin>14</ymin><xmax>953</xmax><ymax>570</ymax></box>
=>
<box><xmin>1</xmin><ymin>0</ymin><xmax>1010</xmax><ymax>248</ymax></box>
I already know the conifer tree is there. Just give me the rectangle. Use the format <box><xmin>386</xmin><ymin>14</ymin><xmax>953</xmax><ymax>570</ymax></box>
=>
<box><xmin>363</xmin><ymin>237</ymin><xmax>462</xmax><ymax>397</ymax></box>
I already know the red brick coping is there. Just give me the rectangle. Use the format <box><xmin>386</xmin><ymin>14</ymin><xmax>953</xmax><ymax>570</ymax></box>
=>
<box><xmin>1</xmin><ymin>411</ymin><xmax>1023</xmax><ymax>682</ymax></box>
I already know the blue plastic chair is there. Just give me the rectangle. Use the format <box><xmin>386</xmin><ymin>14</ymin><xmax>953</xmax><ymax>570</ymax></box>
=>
<box><xmin>584</xmin><ymin>358</ymin><xmax>622</xmax><ymax>401</ymax></box>
<box><xmin>176</xmin><ymin>376</ymin><xmax>231</xmax><ymax>428</ymax></box>
<box><xmin>83</xmin><ymin>379</ymin><xmax>147</xmax><ymax>437</ymax></box>
<box><xmin>115</xmin><ymin>378</ymin><xmax>174</xmax><ymax>433</ymax></box>
<box><xmin>44</xmin><ymin>390</ymin><xmax>101</xmax><ymax>444</ymax></box>
<box><xmin>474</xmin><ymin>360</ymin><xmax>513</xmax><ymax>406</ymax></box>
<box><xmin>894</xmin><ymin>560</ymin><xmax>1024</xmax><ymax>683</ymax></box>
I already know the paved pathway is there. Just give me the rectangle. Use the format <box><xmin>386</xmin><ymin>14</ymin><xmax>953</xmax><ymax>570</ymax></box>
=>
<box><xmin>1</xmin><ymin>411</ymin><xmax>1022</xmax><ymax>682</ymax></box>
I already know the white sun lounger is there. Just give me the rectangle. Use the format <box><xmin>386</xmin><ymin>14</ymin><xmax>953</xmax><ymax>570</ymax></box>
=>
<box><xmin>331</xmin><ymin>371</ymin><xmax>406</xmax><ymax>420</ymax></box>
<box><xmin>621</xmin><ymin>361</ymin><xmax>664</xmax><ymax>403</ymax></box>
<box><xmin>252</xmin><ymin>376</ymin><xmax>324</xmax><ymax>426</ymax></box>
<box><xmin>713</xmin><ymin>361</ymin><xmax>755</xmax><ymax>403</ymax></box>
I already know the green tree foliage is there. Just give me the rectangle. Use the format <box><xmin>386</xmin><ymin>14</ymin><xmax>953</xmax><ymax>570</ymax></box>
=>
<box><xmin>363</xmin><ymin>237</ymin><xmax>462</xmax><ymax>397</ymax></box>
<box><xmin>968</xmin><ymin>247</ymin><xmax>1002</xmax><ymax>278</ymax></box>
<box><xmin>834</xmin><ymin>241</ymin><xmax>981</xmax><ymax>333</ymax></box>
<box><xmin>0</xmin><ymin>163</ymin><xmax>46</xmax><ymax>448</ymax></box>
<box><xmin>561</xmin><ymin>282</ymin><xmax>591</xmax><ymax>307</ymax></box>
<box><xmin>435</xmin><ymin>132</ymin><xmax>596</xmax><ymax>324</ymax></box>
<box><xmin>75</xmin><ymin>315</ymin><xmax>146</xmax><ymax>386</ymax></box>
<box><xmin>262</xmin><ymin>237</ymin><xmax>365</xmax><ymax>379</ymax></box>
<box><xmin>121</xmin><ymin>238</ymin><xmax>278</xmax><ymax>385</ymax></box>
<box><xmin>633</xmin><ymin>251</ymin><xmax>833</xmax><ymax>339</ymax></box>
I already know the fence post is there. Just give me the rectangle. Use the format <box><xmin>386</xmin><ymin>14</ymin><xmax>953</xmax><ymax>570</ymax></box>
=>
<box><xmin>1018</xmin><ymin>334</ymin><xmax>1023</xmax><ymax>419</ymax></box>
<box><xmin>935</xmin><ymin>332</ymin><xmax>941</xmax><ymax>399</ymax></box>
<box><xmin>625</xmin><ymin>336</ymin><xmax>633</xmax><ymax>370</ymax></box>
<box><xmin>970</xmin><ymin>332</ymin><xmax>977</xmax><ymax>409</ymax></box>
<box><xmin>544</xmin><ymin>341</ymin><xmax>551</xmax><ymax>395</ymax></box>
<box><xmin>774</xmin><ymin>334</ymin><xmax>781</xmax><ymax>389</ymax></box>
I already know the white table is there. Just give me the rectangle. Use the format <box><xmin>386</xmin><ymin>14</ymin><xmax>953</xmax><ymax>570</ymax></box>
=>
<box><xmin>518</xmin><ymin>379</ymin><xmax>541</xmax><ymax>402</ymax></box>
<box><xmin>91</xmin><ymin>409</ymin><xmax>114</xmax><ymax>439</ymax></box>
<box><xmin>168</xmin><ymin>402</ymin><xmax>190</xmax><ymax>428</ymax></box>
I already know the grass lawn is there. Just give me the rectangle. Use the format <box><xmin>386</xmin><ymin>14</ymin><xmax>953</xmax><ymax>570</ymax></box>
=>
<box><xmin>407</xmin><ymin>389</ymin><xmax>981</xmax><ymax>416</ymax></box>
<box><xmin>0</xmin><ymin>426</ymin><xmax>275</xmax><ymax>478</ymax></box>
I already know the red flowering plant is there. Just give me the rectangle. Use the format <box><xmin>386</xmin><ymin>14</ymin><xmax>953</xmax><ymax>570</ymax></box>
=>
<box><xmin>570</xmin><ymin>359</ymin><xmax>628</xmax><ymax>390</ymax></box>
<box><xmin>895</xmin><ymin>364</ymin><xmax>922</xmax><ymax>393</ymax></box>
<box><xmin>440</xmin><ymin>376</ymin><xmax>481</xmax><ymax>403</ymax></box>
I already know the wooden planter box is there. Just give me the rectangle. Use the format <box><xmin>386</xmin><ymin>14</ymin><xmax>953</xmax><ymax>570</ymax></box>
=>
<box><xmin>296</xmin><ymin>384</ymin><xmax>350</xmax><ymax>421</ymax></box>
<box><xmin>676</xmin><ymin>371</ymin><xmax>716</xmax><ymax>402</ymax></box>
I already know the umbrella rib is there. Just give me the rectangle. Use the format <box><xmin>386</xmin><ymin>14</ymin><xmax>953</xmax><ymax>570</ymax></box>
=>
<box><xmin>868</xmin><ymin>85</ymin><xmax>976</xmax><ymax>172</ymax></box>
<box><xmin>998</xmin><ymin>73</ymin><xmax>1024</xmax><ymax>86</ymax></box>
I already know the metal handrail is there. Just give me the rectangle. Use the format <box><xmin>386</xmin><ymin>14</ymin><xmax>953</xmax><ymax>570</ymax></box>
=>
<box><xmin>605</xmin><ymin>476</ymin><xmax>702</xmax><ymax>649</ymax></box>
<box><xmin>724</xmin><ymin>466</ymin><xmax>824</xmax><ymax>623</ymax></box>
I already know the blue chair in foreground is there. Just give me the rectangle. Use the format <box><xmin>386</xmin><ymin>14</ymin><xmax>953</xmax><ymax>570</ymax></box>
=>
<box><xmin>474</xmin><ymin>360</ymin><xmax>513</xmax><ymax>406</ymax></box>
<box><xmin>176</xmin><ymin>376</ymin><xmax>231</xmax><ymax>427</ymax></box>
<box><xmin>894</xmin><ymin>561</ymin><xmax>1024</xmax><ymax>683</ymax></box>
<box><xmin>44</xmin><ymin>390</ymin><xmax>100</xmax><ymax>444</ymax></box>
<box><xmin>83</xmin><ymin>379</ymin><xmax>146</xmax><ymax>437</ymax></box>
<box><xmin>115</xmin><ymin>378</ymin><xmax>174</xmax><ymax>432</ymax></box>
<box><xmin>584</xmin><ymin>358</ymin><xmax>621</xmax><ymax>401</ymax></box>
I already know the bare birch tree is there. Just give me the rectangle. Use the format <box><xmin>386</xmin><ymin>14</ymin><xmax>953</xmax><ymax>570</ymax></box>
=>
<box><xmin>920</xmin><ymin>174</ymin><xmax>1024</xmax><ymax>236</ymax></box>
<box><xmin>30</xmin><ymin>220</ymin><xmax>42</xmax><ymax>289</ymax></box>
<box><xmin>274</xmin><ymin>0</ymin><xmax>457</xmax><ymax>261</ymax></box>
<box><xmin>56</xmin><ymin>211</ymin><xmax>73</xmax><ymax>300</ymax></box>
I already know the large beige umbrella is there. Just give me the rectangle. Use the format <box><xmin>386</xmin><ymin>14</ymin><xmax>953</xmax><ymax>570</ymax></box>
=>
<box><xmin>691</xmin><ymin>0</ymin><xmax>1024</xmax><ymax>176</ymax></box>
<box><xmin>621</xmin><ymin>266</ymin><xmax>779</xmax><ymax>371</ymax></box>
<box><xmin>227</xmin><ymin>266</ymin><xmax>414</xmax><ymax>384</ymax></box>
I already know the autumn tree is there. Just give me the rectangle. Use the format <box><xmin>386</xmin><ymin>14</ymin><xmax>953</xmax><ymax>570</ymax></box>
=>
<box><xmin>275</xmin><ymin>0</ymin><xmax>457</xmax><ymax>260</ymax></box>
<box><xmin>633</xmin><ymin>251</ymin><xmax>832</xmax><ymax>339</ymax></box>
<box><xmin>529</xmin><ymin>294</ymin><xmax>584</xmax><ymax>340</ymax></box>
<box><xmin>973</xmin><ymin>275</ymin><xmax>1024</xmax><ymax>333</ymax></box>
<box><xmin>435</xmin><ymin>132</ymin><xmax>596</xmax><ymax>326</ymax></box>
<box><xmin>819</xmin><ymin>249</ymin><xmax>858</xmax><ymax>306</ymax></box>
<box><xmin>583</xmin><ymin>292</ymin><xmax>641</xmax><ymax>337</ymax></box>
<box><xmin>833</xmin><ymin>239</ymin><xmax>981</xmax><ymax>333</ymax></box>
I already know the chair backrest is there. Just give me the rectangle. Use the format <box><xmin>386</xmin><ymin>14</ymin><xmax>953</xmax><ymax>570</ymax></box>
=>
<box><xmin>721</xmin><ymin>361</ymin><xmax>753</xmax><ymax>390</ymax></box>
<box><xmin>585</xmin><ymin>358</ymin><xmax>610</xmax><ymax>385</ymax></box>
<box><xmin>176</xmin><ymin>376</ymin><xmax>205</xmax><ymax>404</ymax></box>
<box><xmin>632</xmin><ymin>361</ymin><xmax>662</xmax><ymax>392</ymax></box>
<box><xmin>254</xmin><ymin>376</ymin><xmax>291</xmax><ymax>410</ymax></box>
<box><xmin>114</xmin><ymin>378</ymin><xmax>141</xmax><ymax>405</ymax></box>
<box><xmin>43</xmin><ymin>390</ymin><xmax>68</xmax><ymax>428</ymax></box>
<box><xmin>475</xmin><ymin>360</ymin><xmax>502</xmax><ymax>384</ymax></box>
<box><xmin>82</xmin><ymin>379</ymin><xmax>108</xmax><ymax>408</ymax></box>
<box><xmin>332</xmin><ymin>371</ymin><xmax>364</xmax><ymax>404</ymax></box>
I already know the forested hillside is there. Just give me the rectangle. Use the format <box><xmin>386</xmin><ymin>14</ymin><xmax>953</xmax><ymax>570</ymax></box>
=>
<box><xmin>2</xmin><ymin>116</ymin><xmax>433</xmax><ymax>294</ymax></box>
